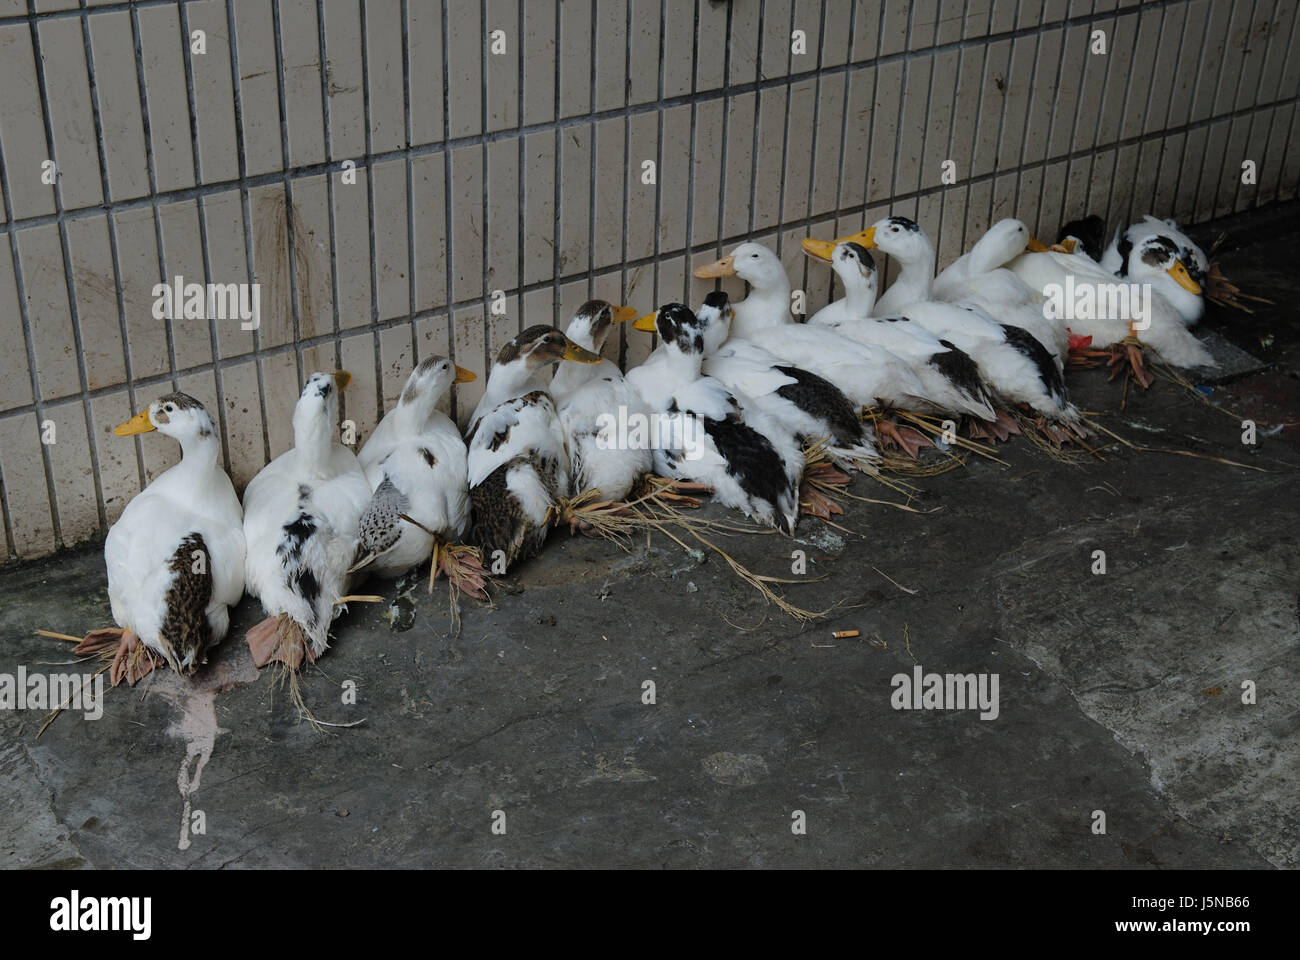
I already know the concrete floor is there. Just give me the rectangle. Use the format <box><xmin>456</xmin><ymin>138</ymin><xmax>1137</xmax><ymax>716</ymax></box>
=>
<box><xmin>3</xmin><ymin>205</ymin><xmax>1297</xmax><ymax>870</ymax></box>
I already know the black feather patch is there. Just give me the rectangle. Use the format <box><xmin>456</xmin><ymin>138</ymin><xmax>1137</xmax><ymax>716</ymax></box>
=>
<box><xmin>277</xmin><ymin>512</ymin><xmax>317</xmax><ymax>565</ymax></box>
<box><xmin>930</xmin><ymin>341</ymin><xmax>994</xmax><ymax>409</ymax></box>
<box><xmin>772</xmin><ymin>365</ymin><xmax>865</xmax><ymax>445</ymax></box>
<box><xmin>1056</xmin><ymin>214</ymin><xmax>1106</xmax><ymax>261</ymax></box>
<box><xmin>704</xmin><ymin>416</ymin><xmax>793</xmax><ymax>524</ymax></box>
<box><xmin>1000</xmin><ymin>324</ymin><xmax>1066</xmax><ymax>404</ymax></box>
<box><xmin>1115</xmin><ymin>235</ymin><xmax>1133</xmax><ymax>276</ymax></box>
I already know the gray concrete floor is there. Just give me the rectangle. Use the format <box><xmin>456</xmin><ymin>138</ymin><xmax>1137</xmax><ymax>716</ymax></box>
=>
<box><xmin>3</xmin><ymin>206</ymin><xmax>1298</xmax><ymax>870</ymax></box>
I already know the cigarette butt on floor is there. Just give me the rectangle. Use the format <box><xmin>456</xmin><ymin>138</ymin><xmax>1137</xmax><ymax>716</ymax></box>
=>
<box><xmin>832</xmin><ymin>629</ymin><xmax>860</xmax><ymax>639</ymax></box>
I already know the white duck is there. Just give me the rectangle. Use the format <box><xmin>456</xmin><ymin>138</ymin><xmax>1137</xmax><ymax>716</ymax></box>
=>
<box><xmin>549</xmin><ymin>300</ymin><xmax>653</xmax><ymax>502</ymax></box>
<box><xmin>76</xmin><ymin>393</ymin><xmax>245</xmax><ymax>686</ymax></box>
<box><xmin>1099</xmin><ymin>215</ymin><xmax>1207</xmax><ymax>325</ymax></box>
<box><xmin>931</xmin><ymin>218</ymin><xmax>1069</xmax><ymax>362</ymax></box>
<box><xmin>801</xmin><ymin>238</ymin><xmax>999</xmax><ymax>420</ymax></box>
<box><xmin>466</xmin><ymin>324</ymin><xmax>602</xmax><ymax>571</ymax></box>
<box><xmin>695</xmin><ymin>289</ymin><xmax>880</xmax><ymax>473</ymax></box>
<box><xmin>1008</xmin><ymin>232</ymin><xmax>1215</xmax><ymax>371</ymax></box>
<box><xmin>692</xmin><ymin>241</ymin><xmax>950</xmax><ymax>453</ymax></box>
<box><xmin>354</xmin><ymin>356</ymin><xmax>476</xmax><ymax>584</ymax></box>
<box><xmin>629</xmin><ymin>302</ymin><xmax>802</xmax><ymax>534</ymax></box>
<box><xmin>243</xmin><ymin>371</ymin><xmax>373</xmax><ymax>669</ymax></box>
<box><xmin>841</xmin><ymin>216</ymin><xmax>1082</xmax><ymax>433</ymax></box>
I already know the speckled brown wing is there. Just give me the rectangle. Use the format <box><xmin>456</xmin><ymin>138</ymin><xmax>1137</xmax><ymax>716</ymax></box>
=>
<box><xmin>158</xmin><ymin>532</ymin><xmax>214</xmax><ymax>675</ymax></box>
<box><xmin>468</xmin><ymin>458</ymin><xmax>532</xmax><ymax>569</ymax></box>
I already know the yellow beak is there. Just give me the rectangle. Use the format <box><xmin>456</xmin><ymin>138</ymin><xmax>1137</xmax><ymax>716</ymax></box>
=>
<box><xmin>632</xmin><ymin>312</ymin><xmax>658</xmax><ymax>333</ymax></box>
<box><xmin>837</xmin><ymin>226</ymin><xmax>875</xmax><ymax>249</ymax></box>
<box><xmin>453</xmin><ymin>365</ymin><xmax>477</xmax><ymax>383</ymax></box>
<box><xmin>1026</xmin><ymin>236</ymin><xmax>1050</xmax><ymax>253</ymax></box>
<box><xmin>562</xmin><ymin>339</ymin><xmax>604</xmax><ymax>363</ymax></box>
<box><xmin>1168</xmin><ymin>260</ymin><xmax>1202</xmax><ymax>295</ymax></box>
<box><xmin>113</xmin><ymin>409</ymin><xmax>156</xmax><ymax>437</ymax></box>
<box><xmin>333</xmin><ymin>370</ymin><xmax>352</xmax><ymax>390</ymax></box>
<box><xmin>692</xmin><ymin>255</ymin><xmax>736</xmax><ymax>278</ymax></box>
<box><xmin>1048</xmin><ymin>238</ymin><xmax>1075</xmax><ymax>254</ymax></box>
<box><xmin>801</xmin><ymin>238</ymin><xmax>836</xmax><ymax>262</ymax></box>
<box><xmin>609</xmin><ymin>305</ymin><xmax>639</xmax><ymax>324</ymax></box>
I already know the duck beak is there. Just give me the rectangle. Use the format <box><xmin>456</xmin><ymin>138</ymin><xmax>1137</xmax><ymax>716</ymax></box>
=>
<box><xmin>837</xmin><ymin>225</ymin><xmax>875</xmax><ymax>249</ymax></box>
<box><xmin>693</xmin><ymin>255</ymin><xmax>736</xmax><ymax>278</ymax></box>
<box><xmin>800</xmin><ymin>238</ymin><xmax>836</xmax><ymax>262</ymax></box>
<box><xmin>562</xmin><ymin>339</ymin><xmax>603</xmax><ymax>363</ymax></box>
<box><xmin>1168</xmin><ymin>260</ymin><xmax>1202</xmax><ymax>295</ymax></box>
<box><xmin>609</xmin><ymin>305</ymin><xmax>639</xmax><ymax>324</ymax></box>
<box><xmin>1048</xmin><ymin>238</ymin><xmax>1075</xmax><ymax>254</ymax></box>
<box><xmin>632</xmin><ymin>312</ymin><xmax>658</xmax><ymax>333</ymax></box>
<box><xmin>113</xmin><ymin>409</ymin><xmax>156</xmax><ymax>436</ymax></box>
<box><xmin>1026</xmin><ymin>236</ymin><xmax>1050</xmax><ymax>253</ymax></box>
<box><xmin>453</xmin><ymin>365</ymin><xmax>477</xmax><ymax>383</ymax></box>
<box><xmin>333</xmin><ymin>370</ymin><xmax>352</xmax><ymax>390</ymax></box>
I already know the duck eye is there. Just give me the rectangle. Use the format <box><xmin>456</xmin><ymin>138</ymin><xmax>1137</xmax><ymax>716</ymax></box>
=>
<box><xmin>164</xmin><ymin>404</ymin><xmax>175</xmax><ymax>413</ymax></box>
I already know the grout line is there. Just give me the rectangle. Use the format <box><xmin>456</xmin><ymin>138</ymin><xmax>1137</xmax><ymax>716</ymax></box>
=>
<box><xmin>403</xmin><ymin>0</ymin><xmax>418</xmax><ymax>365</ymax></box>
<box><xmin>317</xmin><ymin>0</ymin><xmax>344</xmax><ymax>380</ymax></box>
<box><xmin>28</xmin><ymin>1</ymin><xmax>108</xmax><ymax>535</ymax></box>
<box><xmin>179</xmin><ymin>0</ymin><xmax>233</xmax><ymax>477</ymax></box>
<box><xmin>271</xmin><ymin>0</ymin><xmax>305</xmax><ymax>390</ymax></box>
<box><xmin>225</xmin><ymin>0</ymin><xmax>274</xmax><ymax>467</ymax></box>
<box><xmin>359</xmin><ymin>0</ymin><xmax>385</xmax><ymax>423</ymax></box>
<box><xmin>440</xmin><ymin>0</ymin><xmax>457</xmax><ymax>423</ymax></box>
<box><xmin>79</xmin><ymin>0</ymin><xmax>147</xmax><ymax>496</ymax></box>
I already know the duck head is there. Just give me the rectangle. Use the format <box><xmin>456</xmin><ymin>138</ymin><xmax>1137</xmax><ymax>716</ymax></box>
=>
<box><xmin>693</xmin><ymin>290</ymin><xmax>734</xmax><ymax>356</ymax></box>
<box><xmin>693</xmin><ymin>241</ymin><xmax>788</xmax><ymax>292</ymax></box>
<box><xmin>840</xmin><ymin>216</ymin><xmax>931</xmax><ymax>263</ymax></box>
<box><xmin>399</xmin><ymin>354</ymin><xmax>475</xmax><ymax>412</ymax></box>
<box><xmin>633</xmin><ymin>302</ymin><xmax>707</xmax><ymax>357</ymax></box>
<box><xmin>563</xmin><ymin>300</ymin><xmax>639</xmax><ymax>353</ymax></box>
<box><xmin>114</xmin><ymin>392</ymin><xmax>217</xmax><ymax>449</ymax></box>
<box><xmin>804</xmin><ymin>238</ymin><xmax>878</xmax><ymax>296</ymax></box>
<box><xmin>496</xmin><ymin>324</ymin><xmax>604</xmax><ymax>373</ymax></box>
<box><xmin>1127</xmin><ymin>234</ymin><xmax>1203</xmax><ymax>299</ymax></box>
<box><xmin>970</xmin><ymin>218</ymin><xmax>1051</xmax><ymax>269</ymax></box>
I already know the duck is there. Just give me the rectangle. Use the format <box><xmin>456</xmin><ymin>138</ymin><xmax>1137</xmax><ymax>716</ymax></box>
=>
<box><xmin>73</xmin><ymin>393</ymin><xmax>245</xmax><ymax>686</ymax></box>
<box><xmin>1098</xmin><ymin>214</ymin><xmax>1207</xmax><ymax>325</ymax></box>
<box><xmin>692</xmin><ymin>241</ymin><xmax>951</xmax><ymax>454</ymax></box>
<box><xmin>243</xmin><ymin>371</ymin><xmax>373</xmax><ymax>669</ymax></box>
<box><xmin>548</xmin><ymin>300</ymin><xmax>653</xmax><ymax>502</ymax></box>
<box><xmin>801</xmin><ymin>238</ymin><xmax>1000</xmax><ymax>419</ymax></box>
<box><xmin>696</xmin><ymin>289</ymin><xmax>880</xmax><ymax>473</ymax></box>
<box><xmin>1008</xmin><ymin>232</ymin><xmax>1216</xmax><ymax>373</ymax></box>
<box><xmin>466</xmin><ymin>324</ymin><xmax>602</xmax><ymax>571</ymax></box>
<box><xmin>354</xmin><ymin>356</ymin><xmax>476</xmax><ymax>587</ymax></box>
<box><xmin>930</xmin><ymin>218</ymin><xmax>1069</xmax><ymax>362</ymax></box>
<box><xmin>628</xmin><ymin>302</ymin><xmax>802</xmax><ymax>534</ymax></box>
<box><xmin>839</xmin><ymin>216</ymin><xmax>1082</xmax><ymax>435</ymax></box>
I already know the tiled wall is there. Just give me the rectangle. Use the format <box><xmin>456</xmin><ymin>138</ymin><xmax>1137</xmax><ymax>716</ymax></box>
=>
<box><xmin>0</xmin><ymin>0</ymin><xmax>1297</xmax><ymax>560</ymax></box>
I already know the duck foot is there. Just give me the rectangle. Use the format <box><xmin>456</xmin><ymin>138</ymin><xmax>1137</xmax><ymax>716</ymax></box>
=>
<box><xmin>967</xmin><ymin>410</ymin><xmax>1021</xmax><ymax>442</ymax></box>
<box><xmin>246</xmin><ymin>614</ymin><xmax>313</xmax><ymax>670</ymax></box>
<box><xmin>72</xmin><ymin>626</ymin><xmax>124</xmax><ymax>656</ymax></box>
<box><xmin>1107</xmin><ymin>339</ymin><xmax>1154</xmax><ymax>389</ymax></box>
<box><xmin>431</xmin><ymin>541</ymin><xmax>491</xmax><ymax>600</ymax></box>
<box><xmin>108</xmin><ymin>629</ymin><xmax>157</xmax><ymax>687</ymax></box>
<box><xmin>800</xmin><ymin>488</ymin><xmax>844</xmax><ymax>519</ymax></box>
<box><xmin>643</xmin><ymin>476</ymin><xmax>711</xmax><ymax>507</ymax></box>
<box><xmin>876</xmin><ymin>419</ymin><xmax>933</xmax><ymax>460</ymax></box>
